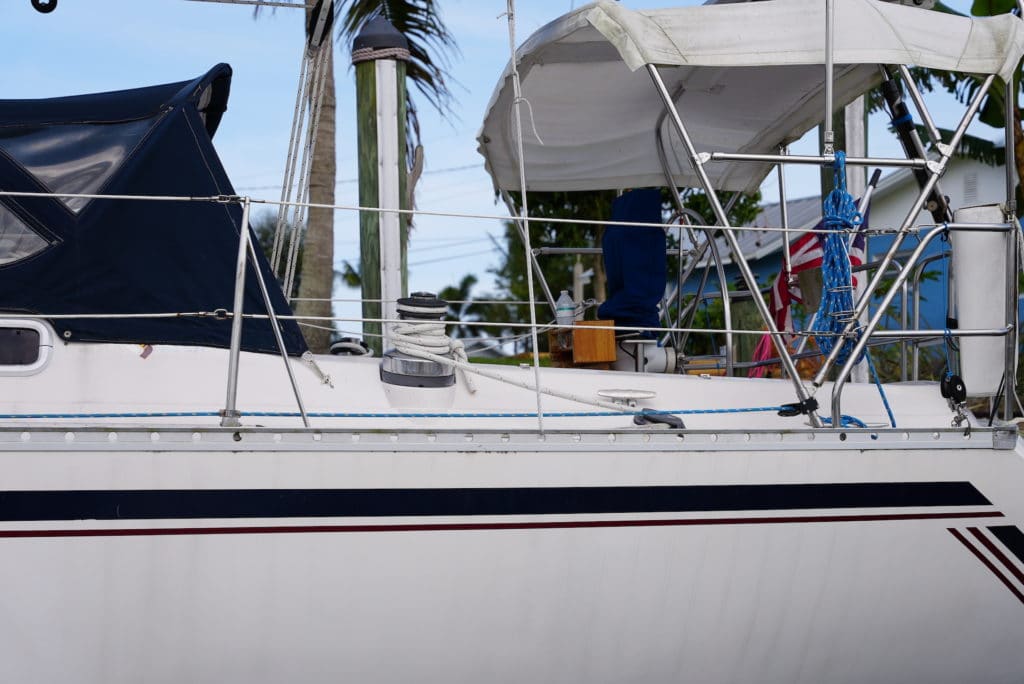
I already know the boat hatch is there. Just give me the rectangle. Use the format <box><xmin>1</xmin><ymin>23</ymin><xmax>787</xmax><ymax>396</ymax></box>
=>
<box><xmin>0</xmin><ymin>319</ymin><xmax>52</xmax><ymax>376</ymax></box>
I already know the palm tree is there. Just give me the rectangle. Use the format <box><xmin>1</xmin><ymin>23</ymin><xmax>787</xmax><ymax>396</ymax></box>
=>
<box><xmin>256</xmin><ymin>0</ymin><xmax>456</xmax><ymax>352</ymax></box>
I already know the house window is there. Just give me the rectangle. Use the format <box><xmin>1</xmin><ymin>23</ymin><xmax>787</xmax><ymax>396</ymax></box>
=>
<box><xmin>963</xmin><ymin>171</ymin><xmax>978</xmax><ymax>205</ymax></box>
<box><xmin>0</xmin><ymin>118</ymin><xmax>153</xmax><ymax>213</ymax></box>
<box><xmin>0</xmin><ymin>204</ymin><xmax>47</xmax><ymax>266</ymax></box>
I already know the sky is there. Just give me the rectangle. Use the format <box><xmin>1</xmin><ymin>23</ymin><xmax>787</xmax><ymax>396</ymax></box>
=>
<box><xmin>0</xmin><ymin>0</ymin><xmax>999</xmax><ymax>331</ymax></box>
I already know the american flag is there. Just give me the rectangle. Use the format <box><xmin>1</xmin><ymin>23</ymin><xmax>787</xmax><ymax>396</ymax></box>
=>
<box><xmin>749</xmin><ymin>214</ymin><xmax>867</xmax><ymax>377</ymax></box>
<box><xmin>768</xmin><ymin>217</ymin><xmax>866</xmax><ymax>335</ymax></box>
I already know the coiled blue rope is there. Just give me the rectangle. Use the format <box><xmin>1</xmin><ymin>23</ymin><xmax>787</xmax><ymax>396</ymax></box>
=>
<box><xmin>814</xmin><ymin>152</ymin><xmax>896</xmax><ymax>427</ymax></box>
<box><xmin>815</xmin><ymin>152</ymin><xmax>863</xmax><ymax>366</ymax></box>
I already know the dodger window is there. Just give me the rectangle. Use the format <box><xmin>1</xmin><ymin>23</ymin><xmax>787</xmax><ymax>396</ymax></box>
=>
<box><xmin>0</xmin><ymin>119</ymin><xmax>152</xmax><ymax>213</ymax></box>
<box><xmin>0</xmin><ymin>204</ymin><xmax>47</xmax><ymax>266</ymax></box>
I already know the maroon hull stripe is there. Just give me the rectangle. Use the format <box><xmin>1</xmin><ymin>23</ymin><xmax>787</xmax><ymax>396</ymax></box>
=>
<box><xmin>989</xmin><ymin>526</ymin><xmax>1024</xmax><ymax>566</ymax></box>
<box><xmin>0</xmin><ymin>510</ymin><xmax>1001</xmax><ymax>539</ymax></box>
<box><xmin>969</xmin><ymin>527</ymin><xmax>1024</xmax><ymax>587</ymax></box>
<box><xmin>950</xmin><ymin>528</ymin><xmax>1024</xmax><ymax>606</ymax></box>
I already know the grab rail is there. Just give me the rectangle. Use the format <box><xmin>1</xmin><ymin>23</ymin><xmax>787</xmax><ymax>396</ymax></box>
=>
<box><xmin>830</xmin><ymin>222</ymin><xmax>1014</xmax><ymax>425</ymax></box>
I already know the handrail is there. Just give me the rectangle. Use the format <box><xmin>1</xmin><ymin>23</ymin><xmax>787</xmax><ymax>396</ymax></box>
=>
<box><xmin>909</xmin><ymin>250</ymin><xmax>951</xmax><ymax>380</ymax></box>
<box><xmin>830</xmin><ymin>223</ymin><xmax>1013</xmax><ymax>424</ymax></box>
<box><xmin>814</xmin><ymin>72</ymin><xmax>999</xmax><ymax>389</ymax></box>
<box><xmin>852</xmin><ymin>258</ymin><xmax>909</xmax><ymax>381</ymax></box>
<box><xmin>533</xmin><ymin>247</ymin><xmax>696</xmax><ymax>256</ymax></box>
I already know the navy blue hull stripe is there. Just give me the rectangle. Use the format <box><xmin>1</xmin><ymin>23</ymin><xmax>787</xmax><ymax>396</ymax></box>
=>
<box><xmin>0</xmin><ymin>482</ymin><xmax>990</xmax><ymax>522</ymax></box>
<box><xmin>989</xmin><ymin>526</ymin><xmax>1024</xmax><ymax>566</ymax></box>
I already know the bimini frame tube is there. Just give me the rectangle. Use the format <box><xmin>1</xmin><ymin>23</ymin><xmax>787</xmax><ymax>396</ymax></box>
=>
<box><xmin>646</xmin><ymin>64</ymin><xmax>820</xmax><ymax>425</ymax></box>
<box><xmin>778</xmin><ymin>146</ymin><xmax>793</xmax><ymax>280</ymax></box>
<box><xmin>709</xmin><ymin>152</ymin><xmax>925</xmax><ymax>168</ymax></box>
<box><xmin>1003</xmin><ymin>75</ymin><xmax>1019</xmax><ymax>421</ymax></box>
<box><xmin>814</xmin><ymin>73</ymin><xmax>998</xmax><ymax>389</ymax></box>
<box><xmin>655</xmin><ymin>119</ymin><xmax>735</xmax><ymax>374</ymax></box>
<box><xmin>823</xmin><ymin>0</ymin><xmax>835</xmax><ymax>154</ymax></box>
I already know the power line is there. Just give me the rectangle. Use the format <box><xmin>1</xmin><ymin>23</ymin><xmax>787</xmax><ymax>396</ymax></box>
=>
<box><xmin>409</xmin><ymin>247</ymin><xmax>498</xmax><ymax>267</ymax></box>
<box><xmin>235</xmin><ymin>163</ymin><xmax>482</xmax><ymax>192</ymax></box>
<box><xmin>183</xmin><ymin>0</ymin><xmax>310</xmax><ymax>8</ymax></box>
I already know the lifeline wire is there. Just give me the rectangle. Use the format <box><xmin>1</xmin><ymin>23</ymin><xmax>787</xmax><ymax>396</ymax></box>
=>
<box><xmin>0</xmin><ymin>406</ymin><xmax>787</xmax><ymax>420</ymax></box>
<box><xmin>504</xmin><ymin>0</ymin><xmax>546</xmax><ymax>431</ymax></box>
<box><xmin>0</xmin><ymin>188</ymin><xmax>921</xmax><ymax>236</ymax></box>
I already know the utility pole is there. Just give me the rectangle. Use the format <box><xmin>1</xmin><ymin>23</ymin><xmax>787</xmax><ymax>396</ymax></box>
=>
<box><xmin>353</xmin><ymin>17</ymin><xmax>409</xmax><ymax>355</ymax></box>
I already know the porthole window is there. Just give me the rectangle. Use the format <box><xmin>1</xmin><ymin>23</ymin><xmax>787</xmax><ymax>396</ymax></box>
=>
<box><xmin>0</xmin><ymin>327</ymin><xmax>39</xmax><ymax>365</ymax></box>
<box><xmin>0</xmin><ymin>319</ymin><xmax>53</xmax><ymax>376</ymax></box>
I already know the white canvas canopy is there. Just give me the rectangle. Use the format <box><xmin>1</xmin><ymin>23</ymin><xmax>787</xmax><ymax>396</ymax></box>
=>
<box><xmin>478</xmin><ymin>0</ymin><xmax>1024</xmax><ymax>193</ymax></box>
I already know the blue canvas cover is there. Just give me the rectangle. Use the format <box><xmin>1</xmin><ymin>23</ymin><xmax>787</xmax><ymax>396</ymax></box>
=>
<box><xmin>598</xmin><ymin>188</ymin><xmax>666</xmax><ymax>333</ymax></box>
<box><xmin>0</xmin><ymin>64</ymin><xmax>308</xmax><ymax>356</ymax></box>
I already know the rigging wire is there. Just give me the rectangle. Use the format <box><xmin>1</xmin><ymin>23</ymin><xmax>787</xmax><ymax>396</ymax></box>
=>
<box><xmin>503</xmin><ymin>0</ymin><xmax>546</xmax><ymax>431</ymax></box>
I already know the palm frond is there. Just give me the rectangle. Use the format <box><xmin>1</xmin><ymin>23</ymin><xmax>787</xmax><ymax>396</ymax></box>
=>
<box><xmin>916</xmin><ymin>126</ymin><xmax>1004</xmax><ymax>166</ymax></box>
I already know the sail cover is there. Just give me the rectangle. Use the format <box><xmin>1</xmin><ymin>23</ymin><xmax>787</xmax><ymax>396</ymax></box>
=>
<box><xmin>478</xmin><ymin>0</ymin><xmax>1024</xmax><ymax>193</ymax></box>
<box><xmin>0</xmin><ymin>64</ymin><xmax>308</xmax><ymax>355</ymax></box>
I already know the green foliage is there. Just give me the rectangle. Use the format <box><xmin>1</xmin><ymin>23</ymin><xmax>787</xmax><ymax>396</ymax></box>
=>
<box><xmin>251</xmin><ymin>211</ymin><xmax>302</xmax><ymax>291</ymax></box>
<box><xmin>338</xmin><ymin>1</ymin><xmax>458</xmax><ymax>120</ymax></box>
<box><xmin>338</xmin><ymin>261</ymin><xmax>361</xmax><ymax>288</ymax></box>
<box><xmin>872</xmin><ymin>2</ymin><xmax>1020</xmax><ymax>136</ymax></box>
<box><xmin>494</xmin><ymin>190</ymin><xmax>618</xmax><ymax>316</ymax></box>
<box><xmin>436</xmin><ymin>272</ymin><xmax>531</xmax><ymax>355</ymax></box>
<box><xmin>913</xmin><ymin>125</ymin><xmax>1003</xmax><ymax>166</ymax></box>
<box><xmin>482</xmin><ymin>188</ymin><xmax>761</xmax><ymax>354</ymax></box>
<box><xmin>255</xmin><ymin>1</ymin><xmax>458</xmax><ymax>144</ymax></box>
<box><xmin>678</xmin><ymin>188</ymin><xmax>762</xmax><ymax>226</ymax></box>
<box><xmin>972</xmin><ymin>0</ymin><xmax>1016</xmax><ymax>15</ymax></box>
<box><xmin>251</xmin><ymin>209</ymin><xmax>353</xmax><ymax>298</ymax></box>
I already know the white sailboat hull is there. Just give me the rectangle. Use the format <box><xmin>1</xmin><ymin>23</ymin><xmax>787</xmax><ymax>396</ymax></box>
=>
<box><xmin>2</xmin><ymin>436</ymin><xmax>1023</xmax><ymax>683</ymax></box>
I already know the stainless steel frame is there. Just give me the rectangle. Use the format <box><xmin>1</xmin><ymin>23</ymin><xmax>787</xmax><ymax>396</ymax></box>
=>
<box><xmin>813</xmin><ymin>73</ymin><xmax>998</xmax><ymax>388</ymax></box>
<box><xmin>656</xmin><ymin>107</ymin><xmax>736</xmax><ymax>371</ymax></box>
<box><xmin>830</xmin><ymin>223</ymin><xmax>1014</xmax><ymax>424</ymax></box>
<box><xmin>646</xmin><ymin>64</ymin><xmax>821</xmax><ymax>425</ymax></box>
<box><xmin>222</xmin><ymin>197</ymin><xmax>310</xmax><ymax>428</ymax></box>
<box><xmin>708</xmin><ymin>152</ymin><xmax>926</xmax><ymax>168</ymax></box>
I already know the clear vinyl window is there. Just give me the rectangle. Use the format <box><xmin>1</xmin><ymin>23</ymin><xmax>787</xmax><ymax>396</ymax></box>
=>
<box><xmin>0</xmin><ymin>118</ymin><xmax>152</xmax><ymax>213</ymax></box>
<box><xmin>0</xmin><ymin>204</ymin><xmax>47</xmax><ymax>266</ymax></box>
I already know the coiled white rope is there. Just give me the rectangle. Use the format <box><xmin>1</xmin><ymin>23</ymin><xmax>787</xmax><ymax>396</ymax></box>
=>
<box><xmin>390</xmin><ymin>329</ymin><xmax>636</xmax><ymax>414</ymax></box>
<box><xmin>388</xmin><ymin>302</ymin><xmax>634</xmax><ymax>413</ymax></box>
<box><xmin>390</xmin><ymin>316</ymin><xmax>477</xmax><ymax>394</ymax></box>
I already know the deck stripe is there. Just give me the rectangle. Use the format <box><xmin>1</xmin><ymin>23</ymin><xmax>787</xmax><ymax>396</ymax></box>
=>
<box><xmin>969</xmin><ymin>527</ymin><xmax>1024</xmax><ymax>587</ymax></box>
<box><xmin>0</xmin><ymin>511</ymin><xmax>1002</xmax><ymax>538</ymax></box>
<box><xmin>950</xmin><ymin>528</ymin><xmax>1024</xmax><ymax>606</ymax></box>
<box><xmin>989</xmin><ymin>526</ymin><xmax>1024</xmax><ymax>567</ymax></box>
<box><xmin>0</xmin><ymin>482</ymin><xmax>991</xmax><ymax>522</ymax></box>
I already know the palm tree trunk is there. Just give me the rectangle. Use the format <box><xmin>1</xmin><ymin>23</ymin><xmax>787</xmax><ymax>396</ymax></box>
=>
<box><xmin>294</xmin><ymin>26</ymin><xmax>336</xmax><ymax>354</ymax></box>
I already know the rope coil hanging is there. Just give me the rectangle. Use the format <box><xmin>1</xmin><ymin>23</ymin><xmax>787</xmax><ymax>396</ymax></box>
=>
<box><xmin>814</xmin><ymin>151</ymin><xmax>863</xmax><ymax>366</ymax></box>
<box><xmin>812</xmin><ymin>152</ymin><xmax>896</xmax><ymax>427</ymax></box>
